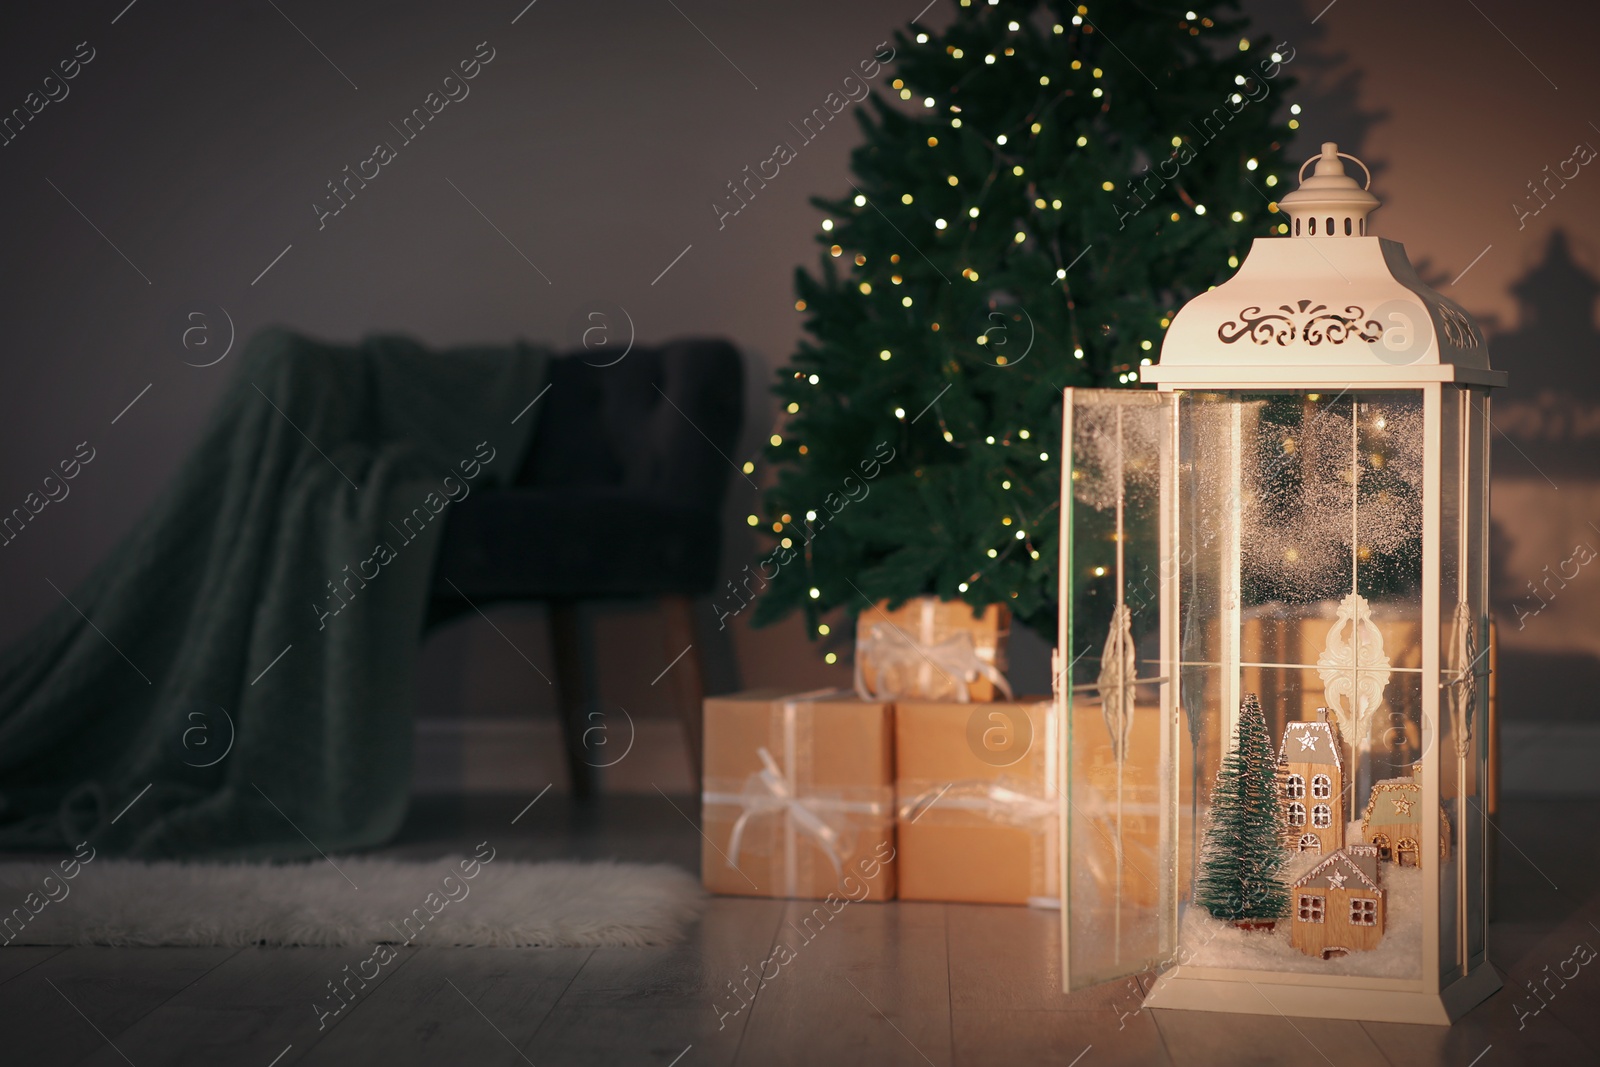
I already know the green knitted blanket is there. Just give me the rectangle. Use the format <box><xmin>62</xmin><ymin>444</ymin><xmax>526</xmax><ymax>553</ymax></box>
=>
<box><xmin>0</xmin><ymin>329</ymin><xmax>548</xmax><ymax>857</ymax></box>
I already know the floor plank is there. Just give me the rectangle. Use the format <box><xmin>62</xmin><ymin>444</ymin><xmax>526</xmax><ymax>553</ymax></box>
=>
<box><xmin>1485</xmin><ymin>894</ymin><xmax>1600</xmax><ymax>1049</ymax></box>
<box><xmin>557</xmin><ymin>897</ymin><xmax>785</xmax><ymax>1006</ymax></box>
<box><xmin>74</xmin><ymin>945</ymin><xmax>419</xmax><ymax>1067</ymax></box>
<box><xmin>300</xmin><ymin>946</ymin><xmax>591</xmax><ymax>1066</ymax></box>
<box><xmin>532</xmin><ymin>1004</ymin><xmax>730</xmax><ymax>1067</ymax></box>
<box><xmin>1362</xmin><ymin>1003</ymin><xmax>1591</xmax><ymax>1067</ymax></box>
<box><xmin>0</xmin><ymin>947</ymin><xmax>234</xmax><ymax>1067</ymax></box>
<box><xmin>1152</xmin><ymin>1006</ymin><xmax>1389</xmax><ymax>1067</ymax></box>
<box><xmin>946</xmin><ymin>902</ymin><xmax>1068</xmax><ymax>1012</ymax></box>
<box><xmin>735</xmin><ymin>899</ymin><xmax>952</xmax><ymax>1067</ymax></box>
<box><xmin>953</xmin><ymin>1007</ymin><xmax>1171</xmax><ymax>1067</ymax></box>
<box><xmin>0</xmin><ymin>946</ymin><xmax>66</xmax><ymax>986</ymax></box>
<box><xmin>529</xmin><ymin>896</ymin><xmax>785</xmax><ymax>1065</ymax></box>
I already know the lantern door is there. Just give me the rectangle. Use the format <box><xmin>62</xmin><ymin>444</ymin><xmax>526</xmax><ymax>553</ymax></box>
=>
<box><xmin>1058</xmin><ymin>387</ymin><xmax>1176</xmax><ymax>991</ymax></box>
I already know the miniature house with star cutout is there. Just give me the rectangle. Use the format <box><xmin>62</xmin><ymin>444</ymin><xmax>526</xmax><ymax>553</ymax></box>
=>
<box><xmin>1362</xmin><ymin>766</ymin><xmax>1451</xmax><ymax>868</ymax></box>
<box><xmin>1289</xmin><ymin>844</ymin><xmax>1386</xmax><ymax>959</ymax></box>
<box><xmin>1278</xmin><ymin>709</ymin><xmax>1344</xmax><ymax>855</ymax></box>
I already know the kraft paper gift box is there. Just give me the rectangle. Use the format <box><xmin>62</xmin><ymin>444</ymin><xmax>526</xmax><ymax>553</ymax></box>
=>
<box><xmin>855</xmin><ymin>598</ymin><xmax>1011</xmax><ymax>703</ymax></box>
<box><xmin>894</xmin><ymin>698</ymin><xmax>1058</xmax><ymax>905</ymax></box>
<box><xmin>701</xmin><ymin>689</ymin><xmax>896</xmax><ymax>901</ymax></box>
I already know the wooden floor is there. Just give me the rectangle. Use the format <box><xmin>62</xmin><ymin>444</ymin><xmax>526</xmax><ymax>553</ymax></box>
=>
<box><xmin>1</xmin><ymin>795</ymin><xmax>1596</xmax><ymax>1066</ymax></box>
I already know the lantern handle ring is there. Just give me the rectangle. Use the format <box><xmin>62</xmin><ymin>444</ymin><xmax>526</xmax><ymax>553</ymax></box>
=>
<box><xmin>1298</xmin><ymin>150</ymin><xmax>1372</xmax><ymax>190</ymax></box>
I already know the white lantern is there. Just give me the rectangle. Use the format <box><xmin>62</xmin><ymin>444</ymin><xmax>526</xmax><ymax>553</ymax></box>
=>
<box><xmin>1057</xmin><ymin>143</ymin><xmax>1503</xmax><ymax>1023</ymax></box>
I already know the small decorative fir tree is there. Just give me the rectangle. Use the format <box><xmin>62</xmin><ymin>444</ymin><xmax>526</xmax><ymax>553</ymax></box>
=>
<box><xmin>753</xmin><ymin>1</ymin><xmax>1298</xmax><ymax>640</ymax></box>
<box><xmin>1195</xmin><ymin>694</ymin><xmax>1289</xmax><ymax>924</ymax></box>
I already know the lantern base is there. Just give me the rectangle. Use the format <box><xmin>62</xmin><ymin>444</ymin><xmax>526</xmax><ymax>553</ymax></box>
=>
<box><xmin>1143</xmin><ymin>960</ymin><xmax>1500</xmax><ymax>1025</ymax></box>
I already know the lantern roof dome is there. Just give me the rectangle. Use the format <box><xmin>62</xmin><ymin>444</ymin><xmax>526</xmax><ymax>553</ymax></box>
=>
<box><xmin>1146</xmin><ymin>142</ymin><xmax>1506</xmax><ymax>388</ymax></box>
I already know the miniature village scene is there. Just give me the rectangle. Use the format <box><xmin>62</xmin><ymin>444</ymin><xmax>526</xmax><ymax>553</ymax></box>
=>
<box><xmin>1178</xmin><ymin>695</ymin><xmax>1442</xmax><ymax>978</ymax></box>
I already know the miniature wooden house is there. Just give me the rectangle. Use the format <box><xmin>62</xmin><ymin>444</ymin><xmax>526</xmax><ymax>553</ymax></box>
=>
<box><xmin>1363</xmin><ymin>774</ymin><xmax>1451</xmax><ymax>867</ymax></box>
<box><xmin>1290</xmin><ymin>845</ymin><xmax>1385</xmax><ymax>959</ymax></box>
<box><xmin>1279</xmin><ymin>710</ymin><xmax>1344</xmax><ymax>855</ymax></box>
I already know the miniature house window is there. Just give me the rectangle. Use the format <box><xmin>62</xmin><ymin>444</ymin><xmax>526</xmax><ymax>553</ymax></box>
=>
<box><xmin>1397</xmin><ymin>838</ymin><xmax>1419</xmax><ymax>866</ymax></box>
<box><xmin>1311</xmin><ymin>774</ymin><xmax>1331</xmax><ymax>799</ymax></box>
<box><xmin>1285</xmin><ymin>774</ymin><xmax>1305</xmax><ymax>799</ymax></box>
<box><xmin>1349</xmin><ymin>898</ymin><xmax>1377</xmax><ymax>927</ymax></box>
<box><xmin>1371</xmin><ymin>833</ymin><xmax>1390</xmax><ymax>860</ymax></box>
<box><xmin>1297</xmin><ymin>834</ymin><xmax>1321</xmax><ymax>854</ymax></box>
<box><xmin>1287</xmin><ymin>802</ymin><xmax>1306</xmax><ymax>826</ymax></box>
<box><xmin>1312</xmin><ymin>804</ymin><xmax>1332</xmax><ymax>828</ymax></box>
<box><xmin>1298</xmin><ymin>894</ymin><xmax>1325</xmax><ymax>923</ymax></box>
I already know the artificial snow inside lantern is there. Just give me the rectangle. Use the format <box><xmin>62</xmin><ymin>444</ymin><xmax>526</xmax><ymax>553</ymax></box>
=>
<box><xmin>1057</xmin><ymin>143</ymin><xmax>1502</xmax><ymax>1024</ymax></box>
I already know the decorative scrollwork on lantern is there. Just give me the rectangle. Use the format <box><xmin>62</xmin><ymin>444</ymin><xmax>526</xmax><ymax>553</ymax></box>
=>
<box><xmin>1304</xmin><ymin>304</ymin><xmax>1384</xmax><ymax>345</ymax></box>
<box><xmin>1218</xmin><ymin>306</ymin><xmax>1296</xmax><ymax>345</ymax></box>
<box><xmin>1218</xmin><ymin>299</ymin><xmax>1384</xmax><ymax>346</ymax></box>
<box><xmin>1436</xmin><ymin>303</ymin><xmax>1480</xmax><ymax>349</ymax></box>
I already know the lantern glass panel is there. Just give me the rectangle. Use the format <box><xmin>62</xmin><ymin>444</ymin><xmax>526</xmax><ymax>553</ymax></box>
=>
<box><xmin>1172</xmin><ymin>388</ymin><xmax>1426</xmax><ymax>979</ymax></box>
<box><xmin>1466</xmin><ymin>390</ymin><xmax>1489</xmax><ymax>969</ymax></box>
<box><xmin>1059</xmin><ymin>388</ymin><xmax>1170</xmax><ymax>990</ymax></box>
<box><xmin>1437</xmin><ymin>385</ymin><xmax>1492</xmax><ymax>983</ymax></box>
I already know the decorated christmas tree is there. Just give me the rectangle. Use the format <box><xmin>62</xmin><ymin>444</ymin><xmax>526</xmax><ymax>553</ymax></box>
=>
<box><xmin>1195</xmin><ymin>694</ymin><xmax>1290</xmax><ymax>924</ymax></box>
<box><xmin>752</xmin><ymin>1</ymin><xmax>1298</xmax><ymax>639</ymax></box>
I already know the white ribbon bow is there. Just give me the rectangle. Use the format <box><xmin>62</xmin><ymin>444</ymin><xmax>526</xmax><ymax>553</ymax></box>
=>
<box><xmin>854</xmin><ymin>622</ymin><xmax>1013</xmax><ymax>704</ymax></box>
<box><xmin>720</xmin><ymin>747</ymin><xmax>888</xmax><ymax>883</ymax></box>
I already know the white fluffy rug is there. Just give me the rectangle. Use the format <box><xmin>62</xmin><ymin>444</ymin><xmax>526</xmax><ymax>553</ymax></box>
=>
<box><xmin>0</xmin><ymin>856</ymin><xmax>704</xmax><ymax>948</ymax></box>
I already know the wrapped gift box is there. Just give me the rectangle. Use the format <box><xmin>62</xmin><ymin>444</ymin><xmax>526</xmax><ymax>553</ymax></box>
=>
<box><xmin>855</xmin><ymin>597</ymin><xmax>1012</xmax><ymax>703</ymax></box>
<box><xmin>701</xmin><ymin>689</ymin><xmax>896</xmax><ymax>900</ymax></box>
<box><xmin>894</xmin><ymin>698</ymin><xmax>1057</xmax><ymax>905</ymax></box>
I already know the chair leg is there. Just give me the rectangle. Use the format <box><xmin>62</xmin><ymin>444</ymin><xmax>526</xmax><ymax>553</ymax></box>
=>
<box><xmin>659</xmin><ymin>595</ymin><xmax>705</xmax><ymax>791</ymax></box>
<box><xmin>549</xmin><ymin>600</ymin><xmax>597</xmax><ymax>801</ymax></box>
